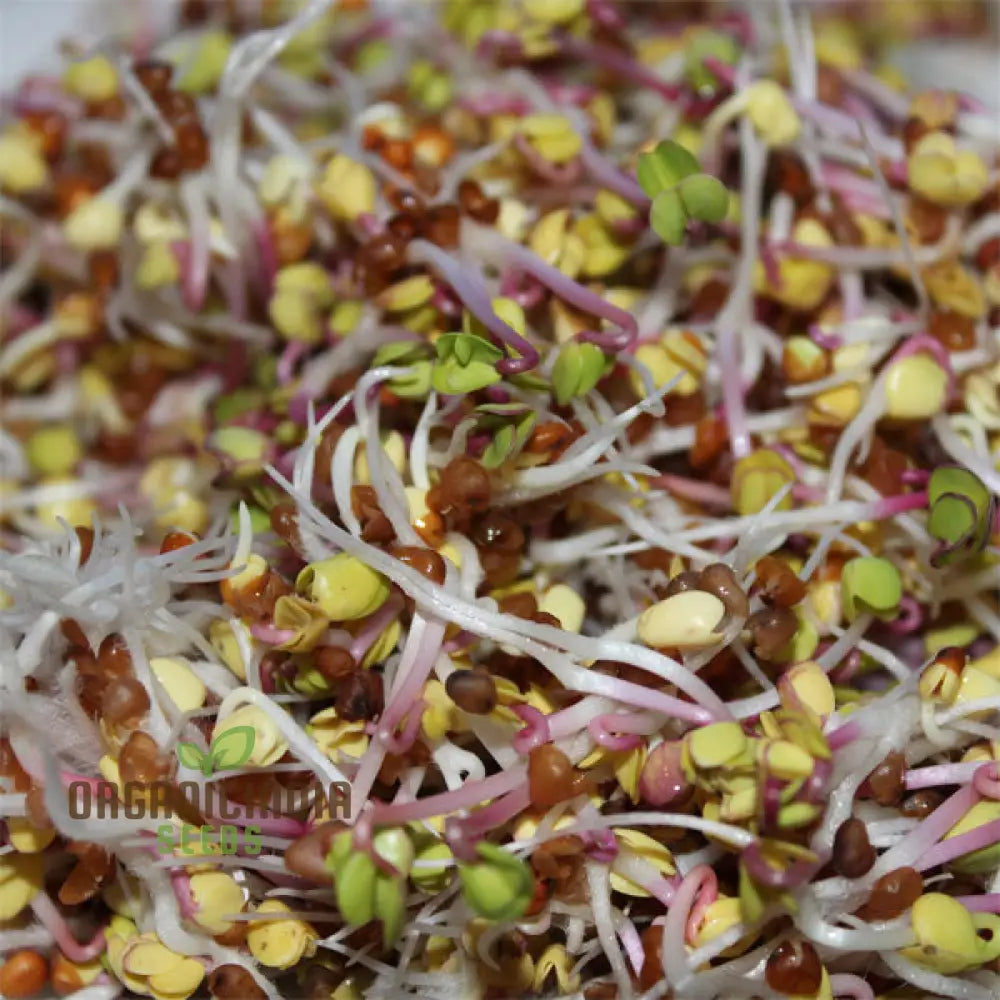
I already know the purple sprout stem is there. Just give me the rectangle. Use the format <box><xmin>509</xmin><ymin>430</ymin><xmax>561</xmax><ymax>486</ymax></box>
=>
<box><xmin>956</xmin><ymin>894</ymin><xmax>1000</xmax><ymax>913</ymax></box>
<box><xmin>887</xmin><ymin>594</ymin><xmax>924</xmax><ymax>635</ymax></box>
<box><xmin>829</xmin><ymin>973</ymin><xmax>876</xmax><ymax>1000</ymax></box>
<box><xmin>379</xmin><ymin>700</ymin><xmax>427</xmax><ymax>754</ymax></box>
<box><xmin>498</xmin><ymin>239</ymin><xmax>639</xmax><ymax>352</ymax></box>
<box><xmin>250</xmin><ymin>623</ymin><xmax>296</xmax><ymax>645</ymax></box>
<box><xmin>512</xmin><ymin>133</ymin><xmax>584</xmax><ymax>185</ymax></box>
<box><xmin>457</xmin><ymin>786</ymin><xmax>533</xmax><ymax>843</ymax></box>
<box><xmin>741</xmin><ymin>842</ymin><xmax>821</xmax><ymax>890</ymax></box>
<box><xmin>873</xmin><ymin>491</ymin><xmax>929</xmax><ymax>517</ymax></box>
<box><xmin>371</xmin><ymin>768</ymin><xmax>525</xmax><ymax>825</ymax></box>
<box><xmin>407</xmin><ymin>239</ymin><xmax>540</xmax><ymax>374</ymax></box>
<box><xmin>588</xmin><ymin>712</ymin><xmax>652</xmax><ymax>751</ymax></box>
<box><xmin>556</xmin><ymin>33</ymin><xmax>683</xmax><ymax>101</ymax></box>
<box><xmin>171</xmin><ymin>870</ymin><xmax>198</xmax><ymax>920</ymax></box>
<box><xmin>30</xmin><ymin>893</ymin><xmax>107</xmax><ymax>963</ymax></box>
<box><xmin>973</xmin><ymin>761</ymin><xmax>1000</xmax><ymax>800</ymax></box>
<box><xmin>905</xmin><ymin>760</ymin><xmax>981</xmax><ymax>790</ymax></box>
<box><xmin>578</xmin><ymin>142</ymin><xmax>649</xmax><ymax>207</ymax></box>
<box><xmin>349</xmin><ymin>593</ymin><xmax>405</xmax><ymax>665</ymax></box>
<box><xmin>512</xmin><ymin>704</ymin><xmax>552</xmax><ymax>754</ymax></box>
<box><xmin>917</xmin><ymin>816</ymin><xmax>1000</xmax><ymax>871</ymax></box>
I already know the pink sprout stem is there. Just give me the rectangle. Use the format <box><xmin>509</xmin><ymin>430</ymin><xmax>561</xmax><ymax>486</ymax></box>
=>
<box><xmin>512</xmin><ymin>704</ymin><xmax>552</xmax><ymax>754</ymax></box>
<box><xmin>905</xmin><ymin>760</ymin><xmax>980</xmax><ymax>790</ymax></box>
<box><xmin>830</xmin><ymin>973</ymin><xmax>876</xmax><ymax>1000</ymax></box>
<box><xmin>917</xmin><ymin>816</ymin><xmax>1000</xmax><ymax>871</ymax></box>
<box><xmin>370</xmin><ymin>767</ymin><xmax>525</xmax><ymax>825</ymax></box>
<box><xmin>956</xmin><ymin>894</ymin><xmax>1000</xmax><ymax>913</ymax></box>
<box><xmin>349</xmin><ymin>594</ymin><xmax>405</xmax><ymax>665</ymax></box>
<box><xmin>30</xmin><ymin>893</ymin><xmax>107</xmax><ymax>963</ymax></box>
<box><xmin>588</xmin><ymin>712</ymin><xmax>655</xmax><ymax>751</ymax></box>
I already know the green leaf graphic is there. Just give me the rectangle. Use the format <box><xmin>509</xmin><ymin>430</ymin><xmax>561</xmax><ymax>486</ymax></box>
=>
<box><xmin>210</xmin><ymin>726</ymin><xmax>257</xmax><ymax>771</ymax></box>
<box><xmin>176</xmin><ymin>742</ymin><xmax>207</xmax><ymax>771</ymax></box>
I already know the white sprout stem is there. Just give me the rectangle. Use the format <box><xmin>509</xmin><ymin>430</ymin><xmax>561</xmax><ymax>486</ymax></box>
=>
<box><xmin>586</xmin><ymin>861</ymin><xmax>634</xmax><ymax>1000</ymax></box>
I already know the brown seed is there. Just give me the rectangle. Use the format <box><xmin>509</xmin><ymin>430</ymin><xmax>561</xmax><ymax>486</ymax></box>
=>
<box><xmin>928</xmin><ymin>309</ymin><xmax>977</xmax><ymax>352</ymax></box>
<box><xmin>859</xmin><ymin>867</ymin><xmax>923</xmax><ymax>921</ymax></box>
<box><xmin>390</xmin><ymin>544</ymin><xmax>447</xmax><ymax>585</ymax></box>
<box><xmin>176</xmin><ymin>121</ymin><xmax>209</xmax><ymax>171</ymax></box>
<box><xmin>149</xmin><ymin>145</ymin><xmax>183</xmax><ymax>180</ymax></box>
<box><xmin>663</xmin><ymin>570</ymin><xmax>701</xmax><ymax>598</ymax></box>
<box><xmin>975</xmin><ymin>236</ymin><xmax>1000</xmax><ymax>271</ymax></box>
<box><xmin>457</xmin><ymin>178</ymin><xmax>500</xmax><ymax>224</ymax></box>
<box><xmin>901</xmin><ymin>789</ymin><xmax>943</xmax><ymax>819</ymax></box>
<box><xmin>335</xmin><ymin>670</ymin><xmax>384</xmax><ymax>722</ymax></box>
<box><xmin>315</xmin><ymin>646</ymin><xmax>356</xmax><ymax>682</ymax></box>
<box><xmin>21</xmin><ymin>110</ymin><xmax>67</xmax><ymax>161</ymax></box>
<box><xmin>639</xmin><ymin>924</ymin><xmax>665</xmax><ymax>991</ymax></box>
<box><xmin>753</xmin><ymin>555</ymin><xmax>807</xmax><ymax>607</ymax></box>
<box><xmin>768</xmin><ymin>150</ymin><xmax>815</xmax><ymax>206</ymax></box>
<box><xmin>746</xmin><ymin>606</ymin><xmax>799</xmax><ymax>659</ymax></box>
<box><xmin>284</xmin><ymin>823</ymin><xmax>345</xmax><ymax>883</ymax></box>
<box><xmin>160</xmin><ymin>530</ymin><xmax>197</xmax><ymax>554</ymax></box>
<box><xmin>134</xmin><ymin>59</ymin><xmax>173</xmax><ymax>95</ymax></box>
<box><xmin>698</xmin><ymin>563</ymin><xmax>750</xmax><ymax>618</ymax></box>
<box><xmin>101</xmin><ymin>676</ymin><xmax>150</xmax><ymax>727</ymax></box>
<box><xmin>471</xmin><ymin>510</ymin><xmax>525</xmax><ymax>554</ymax></box>
<box><xmin>380</xmin><ymin>137</ymin><xmax>413</xmax><ymax>171</ymax></box>
<box><xmin>155</xmin><ymin>90</ymin><xmax>198</xmax><ymax>123</ymax></box>
<box><xmin>433</xmin><ymin>456</ymin><xmax>491</xmax><ymax>517</ymax></box>
<box><xmin>61</xmin><ymin>617</ymin><xmax>90</xmax><ymax>649</ymax></box>
<box><xmin>359</xmin><ymin>232</ymin><xmax>407</xmax><ymax>274</ymax></box>
<box><xmin>528</xmin><ymin>744</ymin><xmax>576</xmax><ymax>808</ymax></box>
<box><xmin>386</xmin><ymin>185</ymin><xmax>424</xmax><ymax>214</ymax></box>
<box><xmin>208</xmin><ymin>965</ymin><xmax>268</xmax><ymax>1000</ymax></box>
<box><xmin>86</xmin><ymin>94</ymin><xmax>126</xmax><ymax>120</ymax></box>
<box><xmin>689</xmin><ymin>414</ymin><xmax>728</xmax><ymax>468</ymax></box>
<box><xmin>0</xmin><ymin>950</ymin><xmax>48</xmax><ymax>998</ymax></box>
<box><xmin>351</xmin><ymin>485</ymin><xmax>396</xmax><ymax>544</ymax></box>
<box><xmin>269</xmin><ymin>503</ymin><xmax>302</xmax><ymax>551</ymax></box>
<box><xmin>902</xmin><ymin>115</ymin><xmax>931</xmax><ymax>154</ymax></box>
<box><xmin>832</xmin><ymin>817</ymin><xmax>876</xmax><ymax>878</ymax></box>
<box><xmin>119</xmin><ymin>730</ymin><xmax>168</xmax><ymax>785</ymax></box>
<box><xmin>499</xmin><ymin>592</ymin><xmax>539</xmax><ymax>619</ymax></box>
<box><xmin>213</xmin><ymin>921</ymin><xmax>248</xmax><ymax>947</ymax></box>
<box><xmin>425</xmin><ymin>203</ymin><xmax>460</xmax><ymax>248</ymax></box>
<box><xmin>387</xmin><ymin>211</ymin><xmax>423</xmax><ymax>243</ymax></box>
<box><xmin>88</xmin><ymin>250</ymin><xmax>118</xmax><ymax>293</ymax></box>
<box><xmin>861</xmin><ymin>436</ymin><xmax>909</xmax><ymax>497</ymax></box>
<box><xmin>74</xmin><ymin>526</ymin><xmax>95</xmax><ymax>565</ymax></box>
<box><xmin>907</xmin><ymin>196</ymin><xmax>947</xmax><ymax>244</ymax></box>
<box><xmin>299</xmin><ymin>962</ymin><xmax>348</xmax><ymax>999</ymax></box>
<box><xmin>53</xmin><ymin>171</ymin><xmax>101</xmax><ymax>217</ymax></box>
<box><xmin>50</xmin><ymin>951</ymin><xmax>85</xmax><ymax>995</ymax></box>
<box><xmin>479</xmin><ymin>548</ymin><xmax>521</xmax><ymax>588</ymax></box>
<box><xmin>98</xmin><ymin>634</ymin><xmax>133</xmax><ymax>678</ymax></box>
<box><xmin>867</xmin><ymin>751</ymin><xmax>906</xmax><ymax>806</ymax></box>
<box><xmin>934</xmin><ymin>646</ymin><xmax>966</xmax><ymax>676</ymax></box>
<box><xmin>765</xmin><ymin>939</ymin><xmax>823</xmax><ymax>995</ymax></box>
<box><xmin>445</xmin><ymin>669</ymin><xmax>497</xmax><ymax>714</ymax></box>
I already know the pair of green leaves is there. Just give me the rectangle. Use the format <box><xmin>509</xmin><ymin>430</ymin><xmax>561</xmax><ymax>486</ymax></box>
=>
<box><xmin>326</xmin><ymin>827</ymin><xmax>413</xmax><ymax>946</ymax></box>
<box><xmin>458</xmin><ymin>842</ymin><xmax>535</xmax><ymax>922</ymax></box>
<box><xmin>637</xmin><ymin>140</ymin><xmax>730</xmax><ymax>246</ymax></box>
<box><xmin>176</xmin><ymin>726</ymin><xmax>256</xmax><ymax>776</ymax></box>
<box><xmin>551</xmin><ymin>341</ymin><xmax>614</xmax><ymax>406</ymax></box>
<box><xmin>927</xmin><ymin>466</ymin><xmax>994</xmax><ymax>567</ymax></box>
<box><xmin>432</xmin><ymin>332</ymin><xmax>504</xmax><ymax>395</ymax></box>
<box><xmin>474</xmin><ymin>402</ymin><xmax>538</xmax><ymax>469</ymax></box>
<box><xmin>371</xmin><ymin>340</ymin><xmax>434</xmax><ymax>399</ymax></box>
<box><xmin>840</xmin><ymin>556</ymin><xmax>902</xmax><ymax>623</ymax></box>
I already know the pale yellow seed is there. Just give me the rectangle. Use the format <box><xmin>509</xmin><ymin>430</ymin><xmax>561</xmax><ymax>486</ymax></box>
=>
<box><xmin>689</xmin><ymin>722</ymin><xmax>747</xmax><ymax>769</ymax></box>
<box><xmin>745</xmin><ymin>80</ymin><xmax>801</xmax><ymax>145</ymax></box>
<box><xmin>0</xmin><ymin>131</ymin><xmax>49</xmax><ymax>193</ymax></box>
<box><xmin>884</xmin><ymin>355</ymin><xmax>948</xmax><ymax>420</ymax></box>
<box><xmin>136</xmin><ymin>243</ymin><xmax>181</xmax><ymax>290</ymax></box>
<box><xmin>538</xmin><ymin>584</ymin><xmax>585</xmax><ymax>633</ymax></box>
<box><xmin>637</xmin><ymin>590</ymin><xmax>726</xmax><ymax>649</ymax></box>
<box><xmin>315</xmin><ymin>155</ymin><xmax>376</xmax><ymax>222</ymax></box>
<box><xmin>212</xmin><ymin>704</ymin><xmax>288</xmax><ymax>766</ymax></box>
<box><xmin>63</xmin><ymin>198</ymin><xmax>124</xmax><ymax>252</ymax></box>
<box><xmin>376</xmin><ymin>275</ymin><xmax>435</xmax><ymax>313</ymax></box>
<box><xmin>783</xmin><ymin>661</ymin><xmax>835</xmax><ymax>718</ymax></box>
<box><xmin>63</xmin><ymin>55</ymin><xmax>119</xmax><ymax>102</ymax></box>
<box><xmin>26</xmin><ymin>425</ymin><xmax>81</xmax><ymax>476</ymax></box>
<box><xmin>150</xmin><ymin>657</ymin><xmax>207</xmax><ymax>713</ymax></box>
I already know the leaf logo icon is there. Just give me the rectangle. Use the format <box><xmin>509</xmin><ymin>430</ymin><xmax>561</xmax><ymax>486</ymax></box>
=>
<box><xmin>175</xmin><ymin>726</ymin><xmax>256</xmax><ymax>776</ymax></box>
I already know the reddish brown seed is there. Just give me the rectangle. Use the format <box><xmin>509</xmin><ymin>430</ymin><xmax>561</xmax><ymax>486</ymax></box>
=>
<box><xmin>753</xmin><ymin>555</ymin><xmax>807</xmax><ymax>607</ymax></box>
<box><xmin>471</xmin><ymin>510</ymin><xmax>525</xmax><ymax>555</ymax></box>
<box><xmin>765</xmin><ymin>940</ymin><xmax>823</xmax><ymax>995</ymax></box>
<box><xmin>350</xmin><ymin>485</ymin><xmax>396</xmax><ymax>544</ymax></box>
<box><xmin>101</xmin><ymin>676</ymin><xmax>150</xmax><ymax>727</ymax></box>
<box><xmin>380</xmin><ymin>137</ymin><xmax>413</xmax><ymax>171</ymax></box>
<box><xmin>425</xmin><ymin>203</ymin><xmax>461</xmax><ymax>248</ymax></box>
<box><xmin>768</xmin><ymin>150</ymin><xmax>815</xmax><ymax>206</ymax></box>
<box><xmin>53</xmin><ymin>172</ymin><xmax>101</xmax><ymax>217</ymax></box>
<box><xmin>445</xmin><ymin>669</ymin><xmax>497</xmax><ymax>714</ymax></box>
<box><xmin>832</xmin><ymin>817</ymin><xmax>876</xmax><ymax>878</ymax></box>
<box><xmin>119</xmin><ymin>730</ymin><xmax>168</xmax><ymax>784</ymax></box>
<box><xmin>269</xmin><ymin>503</ymin><xmax>302</xmax><ymax>550</ymax></box>
<box><xmin>61</xmin><ymin>617</ymin><xmax>90</xmax><ymax>649</ymax></box>
<box><xmin>160</xmin><ymin>530</ymin><xmax>197</xmax><ymax>554</ymax></box>
<box><xmin>698</xmin><ymin>563</ymin><xmax>750</xmax><ymax>617</ymax></box>
<box><xmin>747</xmin><ymin>606</ymin><xmax>799</xmax><ymax>659</ymax></box>
<box><xmin>86</xmin><ymin>94</ymin><xmax>126</xmax><ymax>120</ymax></box>
<box><xmin>499</xmin><ymin>592</ymin><xmax>539</xmax><ymax>619</ymax></box>
<box><xmin>638</xmin><ymin>924</ymin><xmax>665</xmax><ymax>991</ymax></box>
<box><xmin>134</xmin><ymin>59</ymin><xmax>173</xmax><ymax>95</ymax></box>
<box><xmin>208</xmin><ymin>965</ymin><xmax>268</xmax><ymax>1000</ymax></box>
<box><xmin>528</xmin><ymin>744</ymin><xmax>576</xmax><ymax>808</ymax></box>
<box><xmin>176</xmin><ymin>121</ymin><xmax>210</xmax><ymax>171</ymax></box>
<box><xmin>149</xmin><ymin>145</ymin><xmax>183</xmax><ymax>180</ymax></box>
<box><xmin>907</xmin><ymin>196</ymin><xmax>948</xmax><ymax>244</ymax></box>
<box><xmin>479</xmin><ymin>548</ymin><xmax>522</xmax><ymax>588</ymax></box>
<box><xmin>387</xmin><ymin>211</ymin><xmax>423</xmax><ymax>243</ymax></box>
<box><xmin>902</xmin><ymin>115</ymin><xmax>932</xmax><ymax>154</ymax></box>
<box><xmin>359</xmin><ymin>232</ymin><xmax>407</xmax><ymax>274</ymax></box>
<box><xmin>975</xmin><ymin>236</ymin><xmax>1000</xmax><ymax>271</ymax></box>
<box><xmin>928</xmin><ymin>309</ymin><xmax>977</xmax><ymax>352</ymax></box>
<box><xmin>335</xmin><ymin>671</ymin><xmax>384</xmax><ymax>722</ymax></box>
<box><xmin>901</xmin><ymin>789</ymin><xmax>943</xmax><ymax>818</ymax></box>
<box><xmin>859</xmin><ymin>867</ymin><xmax>923</xmax><ymax>921</ymax></box>
<box><xmin>934</xmin><ymin>646</ymin><xmax>967</xmax><ymax>676</ymax></box>
<box><xmin>385</xmin><ymin>185</ymin><xmax>424</xmax><ymax>214</ymax></box>
<box><xmin>314</xmin><ymin>646</ymin><xmax>357</xmax><ymax>682</ymax></box>
<box><xmin>21</xmin><ymin>110</ymin><xmax>67</xmax><ymax>161</ymax></box>
<box><xmin>88</xmin><ymin>250</ymin><xmax>119</xmax><ymax>293</ymax></box>
<box><xmin>390</xmin><ymin>545</ymin><xmax>447</xmax><ymax>585</ymax></box>
<box><xmin>861</xmin><ymin>436</ymin><xmax>909</xmax><ymax>496</ymax></box>
<box><xmin>867</xmin><ymin>751</ymin><xmax>906</xmax><ymax>806</ymax></box>
<box><xmin>213</xmin><ymin>922</ymin><xmax>248</xmax><ymax>948</ymax></box>
<box><xmin>659</xmin><ymin>570</ymin><xmax>700</xmax><ymax>600</ymax></box>
<box><xmin>457</xmin><ymin>179</ymin><xmax>500</xmax><ymax>224</ymax></box>
<box><xmin>155</xmin><ymin>90</ymin><xmax>198</xmax><ymax>123</ymax></box>
<box><xmin>74</xmin><ymin>526</ymin><xmax>95</xmax><ymax>565</ymax></box>
<box><xmin>0</xmin><ymin>949</ymin><xmax>49</xmax><ymax>998</ymax></box>
<box><xmin>98</xmin><ymin>634</ymin><xmax>133</xmax><ymax>678</ymax></box>
<box><xmin>433</xmin><ymin>456</ymin><xmax>491</xmax><ymax>517</ymax></box>
<box><xmin>689</xmin><ymin>414</ymin><xmax>728</xmax><ymax>468</ymax></box>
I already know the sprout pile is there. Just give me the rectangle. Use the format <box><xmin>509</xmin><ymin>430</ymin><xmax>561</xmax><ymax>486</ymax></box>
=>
<box><xmin>2</xmin><ymin>1</ymin><xmax>1000</xmax><ymax>998</ymax></box>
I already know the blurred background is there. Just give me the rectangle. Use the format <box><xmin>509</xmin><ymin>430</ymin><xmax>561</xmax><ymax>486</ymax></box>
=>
<box><xmin>0</xmin><ymin>0</ymin><xmax>998</xmax><ymax>105</ymax></box>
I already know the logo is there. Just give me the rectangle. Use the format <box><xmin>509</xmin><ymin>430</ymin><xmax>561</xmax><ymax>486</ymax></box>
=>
<box><xmin>176</xmin><ymin>726</ymin><xmax>256</xmax><ymax>776</ymax></box>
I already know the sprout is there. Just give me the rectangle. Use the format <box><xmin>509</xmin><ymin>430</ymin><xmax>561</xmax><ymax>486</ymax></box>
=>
<box><xmin>431</xmin><ymin>332</ymin><xmax>504</xmax><ymax>394</ymax></box>
<box><xmin>840</xmin><ymin>556</ymin><xmax>902</xmax><ymax>622</ymax></box>
<box><xmin>458</xmin><ymin>843</ymin><xmax>535</xmax><ymax>922</ymax></box>
<box><xmin>927</xmin><ymin>465</ymin><xmax>994</xmax><ymax>566</ymax></box>
<box><xmin>551</xmin><ymin>341</ymin><xmax>610</xmax><ymax>405</ymax></box>
<box><xmin>637</xmin><ymin>140</ymin><xmax>730</xmax><ymax>246</ymax></box>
